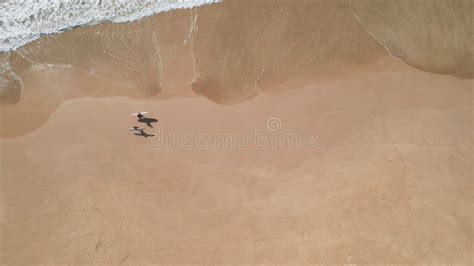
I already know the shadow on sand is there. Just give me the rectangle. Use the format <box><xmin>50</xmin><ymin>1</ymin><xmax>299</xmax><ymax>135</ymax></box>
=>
<box><xmin>134</xmin><ymin>132</ymin><xmax>155</xmax><ymax>138</ymax></box>
<box><xmin>138</xmin><ymin>117</ymin><xmax>158</xmax><ymax>128</ymax></box>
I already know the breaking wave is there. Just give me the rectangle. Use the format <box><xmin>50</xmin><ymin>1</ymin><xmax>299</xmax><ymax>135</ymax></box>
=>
<box><xmin>0</xmin><ymin>0</ymin><xmax>221</xmax><ymax>52</ymax></box>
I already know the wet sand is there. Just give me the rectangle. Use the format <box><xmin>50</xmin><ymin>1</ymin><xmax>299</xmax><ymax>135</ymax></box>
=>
<box><xmin>1</xmin><ymin>56</ymin><xmax>472</xmax><ymax>264</ymax></box>
<box><xmin>2</xmin><ymin>0</ymin><xmax>472</xmax><ymax>137</ymax></box>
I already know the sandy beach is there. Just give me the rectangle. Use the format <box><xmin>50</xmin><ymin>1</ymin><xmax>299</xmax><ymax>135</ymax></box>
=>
<box><xmin>0</xmin><ymin>0</ymin><xmax>473</xmax><ymax>264</ymax></box>
<box><xmin>1</xmin><ymin>55</ymin><xmax>472</xmax><ymax>264</ymax></box>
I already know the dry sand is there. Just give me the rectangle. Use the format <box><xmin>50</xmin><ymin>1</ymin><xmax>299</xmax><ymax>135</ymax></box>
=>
<box><xmin>1</xmin><ymin>56</ymin><xmax>472</xmax><ymax>264</ymax></box>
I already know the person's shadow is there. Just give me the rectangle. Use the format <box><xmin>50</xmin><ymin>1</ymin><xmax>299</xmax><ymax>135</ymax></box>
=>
<box><xmin>138</xmin><ymin>117</ymin><xmax>158</xmax><ymax>128</ymax></box>
<box><xmin>134</xmin><ymin>132</ymin><xmax>155</xmax><ymax>138</ymax></box>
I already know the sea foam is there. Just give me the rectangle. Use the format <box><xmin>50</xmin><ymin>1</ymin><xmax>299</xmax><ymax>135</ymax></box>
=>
<box><xmin>0</xmin><ymin>0</ymin><xmax>221</xmax><ymax>52</ymax></box>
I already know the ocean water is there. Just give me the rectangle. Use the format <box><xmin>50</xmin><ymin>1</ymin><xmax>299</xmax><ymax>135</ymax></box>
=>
<box><xmin>0</xmin><ymin>0</ymin><xmax>221</xmax><ymax>52</ymax></box>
